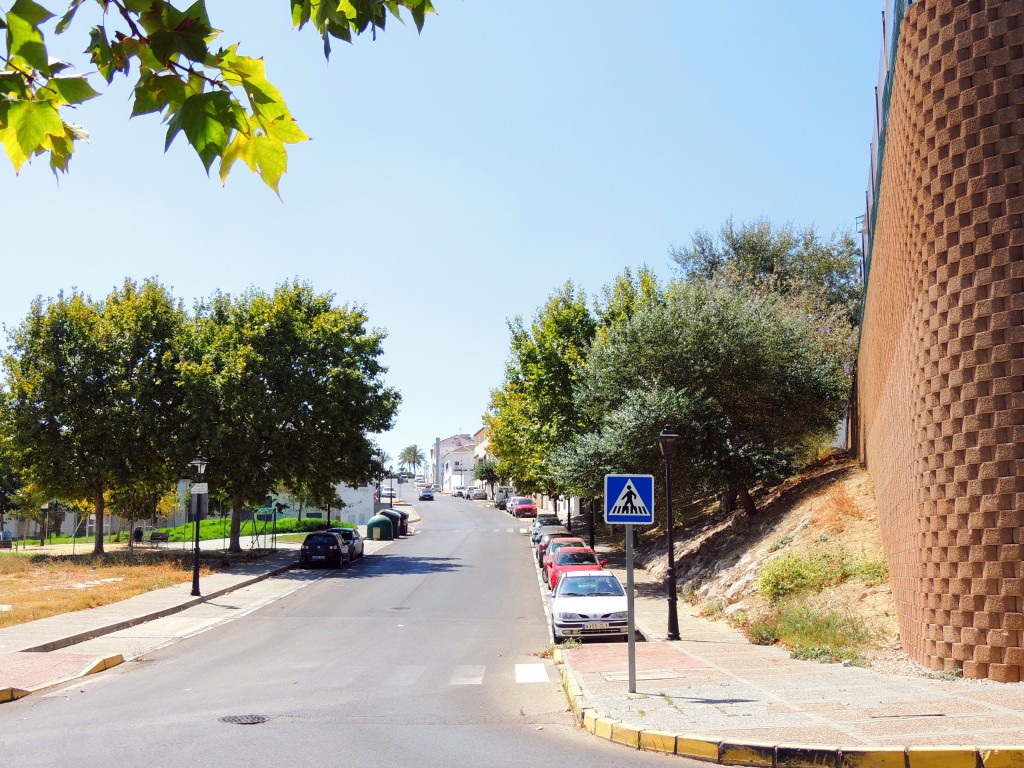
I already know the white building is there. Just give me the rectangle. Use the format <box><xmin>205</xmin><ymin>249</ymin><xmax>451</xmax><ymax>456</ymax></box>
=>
<box><xmin>431</xmin><ymin>433</ymin><xmax>476</xmax><ymax>491</ymax></box>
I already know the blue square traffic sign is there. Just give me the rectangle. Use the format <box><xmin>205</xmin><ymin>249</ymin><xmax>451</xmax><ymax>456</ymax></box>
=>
<box><xmin>604</xmin><ymin>474</ymin><xmax>654</xmax><ymax>524</ymax></box>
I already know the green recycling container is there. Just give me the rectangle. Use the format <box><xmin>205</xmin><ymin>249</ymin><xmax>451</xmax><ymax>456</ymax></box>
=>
<box><xmin>366</xmin><ymin>514</ymin><xmax>393</xmax><ymax>541</ymax></box>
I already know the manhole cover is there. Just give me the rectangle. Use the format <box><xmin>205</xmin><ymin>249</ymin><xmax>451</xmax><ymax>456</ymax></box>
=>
<box><xmin>219</xmin><ymin>715</ymin><xmax>268</xmax><ymax>725</ymax></box>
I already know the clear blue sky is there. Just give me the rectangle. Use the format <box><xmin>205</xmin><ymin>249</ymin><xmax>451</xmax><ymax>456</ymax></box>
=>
<box><xmin>0</xmin><ymin>2</ymin><xmax>882</xmax><ymax>467</ymax></box>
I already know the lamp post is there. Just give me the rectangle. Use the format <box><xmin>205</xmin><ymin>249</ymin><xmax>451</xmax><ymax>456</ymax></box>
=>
<box><xmin>388</xmin><ymin>466</ymin><xmax>395</xmax><ymax>510</ymax></box>
<box><xmin>39</xmin><ymin>502</ymin><xmax>48</xmax><ymax>547</ymax></box>
<box><xmin>189</xmin><ymin>454</ymin><xmax>208</xmax><ymax>597</ymax></box>
<box><xmin>659</xmin><ymin>424</ymin><xmax>681</xmax><ymax>641</ymax></box>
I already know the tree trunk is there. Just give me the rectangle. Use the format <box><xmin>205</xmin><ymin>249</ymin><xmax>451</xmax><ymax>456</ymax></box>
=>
<box><xmin>92</xmin><ymin>486</ymin><xmax>105</xmax><ymax>555</ymax></box>
<box><xmin>229</xmin><ymin>490</ymin><xmax>245</xmax><ymax>553</ymax></box>
<box><xmin>738</xmin><ymin>487</ymin><xmax>757</xmax><ymax>516</ymax></box>
<box><xmin>720</xmin><ymin>490</ymin><xmax>737</xmax><ymax>515</ymax></box>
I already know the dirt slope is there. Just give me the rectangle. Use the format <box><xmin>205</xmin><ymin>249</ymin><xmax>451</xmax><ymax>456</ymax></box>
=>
<box><xmin>631</xmin><ymin>453</ymin><xmax>934</xmax><ymax>676</ymax></box>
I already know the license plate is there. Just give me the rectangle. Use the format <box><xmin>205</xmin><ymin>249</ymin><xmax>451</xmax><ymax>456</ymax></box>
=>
<box><xmin>312</xmin><ymin>555</ymin><xmax>326</xmax><ymax>560</ymax></box>
<box><xmin>584</xmin><ymin>622</ymin><xmax>610</xmax><ymax>630</ymax></box>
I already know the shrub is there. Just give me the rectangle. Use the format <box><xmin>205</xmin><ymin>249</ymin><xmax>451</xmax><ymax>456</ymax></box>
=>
<box><xmin>756</xmin><ymin>546</ymin><xmax>889</xmax><ymax>601</ymax></box>
<box><xmin>745</xmin><ymin>603</ymin><xmax>874</xmax><ymax>665</ymax></box>
<box><xmin>767</xmin><ymin>534</ymin><xmax>793</xmax><ymax>553</ymax></box>
<box><xmin>746</xmin><ymin>620</ymin><xmax>780</xmax><ymax>646</ymax></box>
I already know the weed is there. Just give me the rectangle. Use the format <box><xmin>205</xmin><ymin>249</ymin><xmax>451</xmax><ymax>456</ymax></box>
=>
<box><xmin>756</xmin><ymin>546</ymin><xmax>889</xmax><ymax>601</ymax></box>
<box><xmin>698</xmin><ymin>599</ymin><xmax>725</xmax><ymax>619</ymax></box>
<box><xmin>811</xmin><ymin>485</ymin><xmax>862</xmax><ymax>533</ymax></box>
<box><xmin>746</xmin><ymin>620</ymin><xmax>780</xmax><ymax>646</ymax></box>
<box><xmin>636</xmin><ymin>709</ymin><xmax>647</xmax><ymax>717</ymax></box>
<box><xmin>768</xmin><ymin>534</ymin><xmax>793</xmax><ymax>553</ymax></box>
<box><xmin>745</xmin><ymin>602</ymin><xmax>875</xmax><ymax>665</ymax></box>
<box><xmin>661</xmin><ymin>692</ymin><xmax>673</xmax><ymax>705</ymax></box>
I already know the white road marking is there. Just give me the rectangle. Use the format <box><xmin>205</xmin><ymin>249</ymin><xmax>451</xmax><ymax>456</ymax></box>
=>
<box><xmin>385</xmin><ymin>665</ymin><xmax>425</xmax><ymax>686</ymax></box>
<box><xmin>515</xmin><ymin>663</ymin><xmax>550</xmax><ymax>684</ymax></box>
<box><xmin>450</xmin><ymin>665</ymin><xmax>485</xmax><ymax>685</ymax></box>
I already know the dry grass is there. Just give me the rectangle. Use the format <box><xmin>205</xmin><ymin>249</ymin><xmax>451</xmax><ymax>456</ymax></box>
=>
<box><xmin>0</xmin><ymin>552</ymin><xmax>211</xmax><ymax>630</ymax></box>
<box><xmin>810</xmin><ymin>484</ymin><xmax>863</xmax><ymax>533</ymax></box>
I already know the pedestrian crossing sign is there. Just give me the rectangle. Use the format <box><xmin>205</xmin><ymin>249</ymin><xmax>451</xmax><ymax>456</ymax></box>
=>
<box><xmin>604</xmin><ymin>474</ymin><xmax>655</xmax><ymax>524</ymax></box>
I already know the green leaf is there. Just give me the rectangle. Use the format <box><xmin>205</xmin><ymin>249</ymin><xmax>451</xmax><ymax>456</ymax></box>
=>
<box><xmin>131</xmin><ymin>71</ymin><xmax>185</xmax><ymax>116</ymax></box>
<box><xmin>7</xmin><ymin>3</ymin><xmax>53</xmax><ymax>74</ymax></box>
<box><xmin>164</xmin><ymin>91</ymin><xmax>233</xmax><ymax>173</ymax></box>
<box><xmin>264</xmin><ymin>116</ymin><xmax>308</xmax><ymax>144</ymax></box>
<box><xmin>47</xmin><ymin>74</ymin><xmax>100</xmax><ymax>106</ymax></box>
<box><xmin>1</xmin><ymin>98</ymin><xmax>64</xmax><ymax>172</ymax></box>
<box><xmin>290</xmin><ymin>0</ymin><xmax>312</xmax><ymax>30</ymax></box>
<box><xmin>55</xmin><ymin>0</ymin><xmax>86</xmax><ymax>34</ymax></box>
<box><xmin>144</xmin><ymin>0</ymin><xmax>215</xmax><ymax>64</ymax></box>
<box><xmin>250</xmin><ymin>134</ymin><xmax>286</xmax><ymax>195</ymax></box>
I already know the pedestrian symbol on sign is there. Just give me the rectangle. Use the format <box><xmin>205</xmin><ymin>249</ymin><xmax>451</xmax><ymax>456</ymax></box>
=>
<box><xmin>611</xmin><ymin>480</ymin><xmax>646</xmax><ymax>518</ymax></box>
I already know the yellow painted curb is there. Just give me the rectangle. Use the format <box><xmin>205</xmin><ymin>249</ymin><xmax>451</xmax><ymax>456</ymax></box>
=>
<box><xmin>981</xmin><ymin>749</ymin><xmax>1024</xmax><ymax>768</ymax></box>
<box><xmin>840</xmin><ymin>747</ymin><xmax>907</xmax><ymax>767</ymax></box>
<box><xmin>594</xmin><ymin>716</ymin><xmax>619</xmax><ymax>740</ymax></box>
<box><xmin>0</xmin><ymin>687</ymin><xmax>29</xmax><ymax>703</ymax></box>
<box><xmin>85</xmin><ymin>654</ymin><xmax>124</xmax><ymax>675</ymax></box>
<box><xmin>610</xmin><ymin>722</ymin><xmax>641</xmax><ymax>748</ymax></box>
<box><xmin>552</xmin><ymin>649</ymin><xmax>563</xmax><ymax>665</ymax></box>
<box><xmin>720</xmin><ymin>740</ymin><xmax>775</xmax><ymax>767</ymax></box>
<box><xmin>775</xmin><ymin>743</ymin><xmax>839</xmax><ymax>767</ymax></box>
<box><xmin>907</xmin><ymin>747</ymin><xmax>978</xmax><ymax>768</ymax></box>
<box><xmin>638</xmin><ymin>729</ymin><xmax>677</xmax><ymax>754</ymax></box>
<box><xmin>582</xmin><ymin>709</ymin><xmax>599</xmax><ymax>734</ymax></box>
<box><xmin>675</xmin><ymin>734</ymin><xmax>721</xmax><ymax>761</ymax></box>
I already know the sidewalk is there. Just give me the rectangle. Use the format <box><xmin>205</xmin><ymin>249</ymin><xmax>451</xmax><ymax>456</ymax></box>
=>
<box><xmin>0</xmin><ymin>514</ymin><xmax>417</xmax><ymax>703</ymax></box>
<box><xmin>557</xmin><ymin>547</ymin><xmax>1024</xmax><ymax>766</ymax></box>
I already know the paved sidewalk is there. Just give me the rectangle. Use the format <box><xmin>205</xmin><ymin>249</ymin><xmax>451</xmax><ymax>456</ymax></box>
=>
<box><xmin>556</xmin><ymin>547</ymin><xmax>1024</xmax><ymax>766</ymax></box>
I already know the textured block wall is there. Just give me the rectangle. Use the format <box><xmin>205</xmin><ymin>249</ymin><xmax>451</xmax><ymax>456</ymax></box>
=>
<box><xmin>857</xmin><ymin>0</ymin><xmax>1024</xmax><ymax>682</ymax></box>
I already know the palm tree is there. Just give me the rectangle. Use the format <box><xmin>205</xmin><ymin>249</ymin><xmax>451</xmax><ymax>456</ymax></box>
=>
<box><xmin>398</xmin><ymin>445</ymin><xmax>427</xmax><ymax>476</ymax></box>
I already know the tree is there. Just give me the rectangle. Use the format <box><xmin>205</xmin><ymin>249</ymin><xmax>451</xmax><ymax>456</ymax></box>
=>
<box><xmin>0</xmin><ymin>449</ymin><xmax>23</xmax><ymax>533</ymax></box>
<box><xmin>485</xmin><ymin>282</ymin><xmax>595</xmax><ymax>496</ymax></box>
<box><xmin>1</xmin><ymin>279</ymin><xmax>188</xmax><ymax>553</ymax></box>
<box><xmin>179</xmin><ymin>280</ymin><xmax>398</xmax><ymax>552</ymax></box>
<box><xmin>670</xmin><ymin>218</ymin><xmax>862</xmax><ymax>324</ymax></box>
<box><xmin>0</xmin><ymin>1</ymin><xmax>436</xmax><ymax>192</ymax></box>
<box><xmin>398</xmin><ymin>445</ymin><xmax>426</xmax><ymax>475</ymax></box>
<box><xmin>473</xmin><ymin>458</ymin><xmax>498</xmax><ymax>496</ymax></box>
<box><xmin>563</xmin><ymin>280</ymin><xmax>855</xmax><ymax>519</ymax></box>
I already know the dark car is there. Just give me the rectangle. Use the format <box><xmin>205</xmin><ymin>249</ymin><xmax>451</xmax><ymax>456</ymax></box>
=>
<box><xmin>299</xmin><ymin>531</ymin><xmax>350</xmax><ymax>568</ymax></box>
<box><xmin>418</xmin><ymin>487</ymin><xmax>434</xmax><ymax>501</ymax></box>
<box><xmin>327</xmin><ymin>527</ymin><xmax>364</xmax><ymax>559</ymax></box>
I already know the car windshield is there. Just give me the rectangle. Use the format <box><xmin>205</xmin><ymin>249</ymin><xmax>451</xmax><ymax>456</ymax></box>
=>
<box><xmin>335</xmin><ymin>530</ymin><xmax>354</xmax><ymax>540</ymax></box>
<box><xmin>535</xmin><ymin>516</ymin><xmax>558</xmax><ymax>525</ymax></box>
<box><xmin>558</xmin><ymin>552</ymin><xmax>598</xmax><ymax>565</ymax></box>
<box><xmin>559</xmin><ymin>576</ymin><xmax>623</xmax><ymax>597</ymax></box>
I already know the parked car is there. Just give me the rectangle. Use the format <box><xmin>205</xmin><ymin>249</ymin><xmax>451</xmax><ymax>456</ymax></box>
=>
<box><xmin>542</xmin><ymin>536</ymin><xmax>587</xmax><ymax>578</ymax></box>
<box><xmin>493</xmin><ymin>486</ymin><xmax>516</xmax><ymax>509</ymax></box>
<box><xmin>299</xmin><ymin>531</ymin><xmax>351</xmax><ymax>568</ymax></box>
<box><xmin>431</xmin><ymin>483</ymin><xmax>442</xmax><ymax>492</ymax></box>
<box><xmin>547</xmin><ymin>547</ymin><xmax>606</xmax><ymax>589</ymax></box>
<box><xmin>530</xmin><ymin>514</ymin><xmax>561</xmax><ymax>543</ymax></box>
<box><xmin>418</xmin><ymin>487</ymin><xmax>434</xmax><ymax>501</ymax></box>
<box><xmin>326</xmin><ymin>527</ymin><xmax>364</xmax><ymax>559</ymax></box>
<box><xmin>535</xmin><ymin>526</ymin><xmax>570</xmax><ymax>566</ymax></box>
<box><xmin>508</xmin><ymin>497</ymin><xmax>537</xmax><ymax>518</ymax></box>
<box><xmin>550</xmin><ymin>570</ymin><xmax>628</xmax><ymax>643</ymax></box>
<box><xmin>380</xmin><ymin>486</ymin><xmax>396</xmax><ymax>499</ymax></box>
<box><xmin>453</xmin><ymin>486</ymin><xmax>466</xmax><ymax>498</ymax></box>
<box><xmin>468</xmin><ymin>487</ymin><xmax>487</xmax><ymax>500</ymax></box>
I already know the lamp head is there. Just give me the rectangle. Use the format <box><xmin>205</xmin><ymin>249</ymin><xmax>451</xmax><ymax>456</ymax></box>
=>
<box><xmin>658</xmin><ymin>424</ymin><xmax>679</xmax><ymax>459</ymax></box>
<box><xmin>190</xmin><ymin>454</ymin><xmax>208</xmax><ymax>477</ymax></box>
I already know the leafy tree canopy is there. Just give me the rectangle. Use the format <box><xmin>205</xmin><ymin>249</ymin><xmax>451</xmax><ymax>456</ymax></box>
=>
<box><xmin>670</xmin><ymin>218</ymin><xmax>862</xmax><ymax>323</ymax></box>
<box><xmin>0</xmin><ymin>0</ymin><xmax>436</xmax><ymax>192</ymax></box>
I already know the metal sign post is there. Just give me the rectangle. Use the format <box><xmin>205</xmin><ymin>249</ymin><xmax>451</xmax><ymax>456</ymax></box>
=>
<box><xmin>604</xmin><ymin>474</ymin><xmax>654</xmax><ymax>695</ymax></box>
<box><xmin>625</xmin><ymin>523</ymin><xmax>637</xmax><ymax>693</ymax></box>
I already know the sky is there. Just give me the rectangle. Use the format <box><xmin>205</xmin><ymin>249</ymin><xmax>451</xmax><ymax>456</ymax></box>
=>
<box><xmin>0</xmin><ymin>2</ymin><xmax>884</xmax><ymax>469</ymax></box>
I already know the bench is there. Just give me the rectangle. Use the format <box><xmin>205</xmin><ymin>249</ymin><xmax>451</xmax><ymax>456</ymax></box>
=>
<box><xmin>149</xmin><ymin>531</ymin><xmax>169</xmax><ymax>543</ymax></box>
<box><xmin>0</xmin><ymin>539</ymin><xmax>12</xmax><ymax>550</ymax></box>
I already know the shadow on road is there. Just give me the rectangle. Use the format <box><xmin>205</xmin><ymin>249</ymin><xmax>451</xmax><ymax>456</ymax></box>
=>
<box><xmin>292</xmin><ymin>553</ymin><xmax>464</xmax><ymax>580</ymax></box>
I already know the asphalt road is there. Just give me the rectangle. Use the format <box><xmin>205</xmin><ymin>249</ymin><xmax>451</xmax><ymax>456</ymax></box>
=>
<box><xmin>0</xmin><ymin>487</ymin><xmax>698</xmax><ymax>767</ymax></box>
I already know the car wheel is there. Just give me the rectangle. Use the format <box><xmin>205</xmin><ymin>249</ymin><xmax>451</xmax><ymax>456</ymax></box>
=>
<box><xmin>551</xmin><ymin>624</ymin><xmax>563</xmax><ymax>645</ymax></box>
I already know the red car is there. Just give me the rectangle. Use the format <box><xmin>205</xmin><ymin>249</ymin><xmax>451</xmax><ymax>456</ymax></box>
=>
<box><xmin>547</xmin><ymin>547</ymin><xmax>606</xmax><ymax>589</ymax></box>
<box><xmin>542</xmin><ymin>536</ymin><xmax>586</xmax><ymax>579</ymax></box>
<box><xmin>509</xmin><ymin>497</ymin><xmax>537</xmax><ymax>518</ymax></box>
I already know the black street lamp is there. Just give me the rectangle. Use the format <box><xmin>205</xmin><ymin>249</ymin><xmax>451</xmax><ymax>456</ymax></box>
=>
<box><xmin>388</xmin><ymin>466</ymin><xmax>395</xmax><ymax>510</ymax></box>
<box><xmin>659</xmin><ymin>424</ymin><xmax>681</xmax><ymax>641</ymax></box>
<box><xmin>189</xmin><ymin>454</ymin><xmax>208</xmax><ymax>597</ymax></box>
<box><xmin>39</xmin><ymin>502</ymin><xmax>48</xmax><ymax>547</ymax></box>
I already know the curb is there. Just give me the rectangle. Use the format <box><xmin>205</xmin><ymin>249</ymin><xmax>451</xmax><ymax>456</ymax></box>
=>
<box><xmin>556</xmin><ymin>659</ymin><xmax>1024</xmax><ymax>768</ymax></box>
<box><xmin>1</xmin><ymin>653</ymin><xmax>124</xmax><ymax>702</ymax></box>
